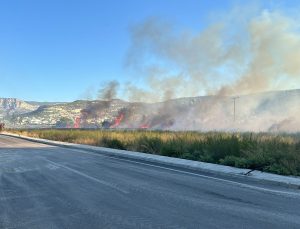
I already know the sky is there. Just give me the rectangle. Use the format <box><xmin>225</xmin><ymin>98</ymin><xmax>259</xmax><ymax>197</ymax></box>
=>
<box><xmin>0</xmin><ymin>0</ymin><xmax>298</xmax><ymax>102</ymax></box>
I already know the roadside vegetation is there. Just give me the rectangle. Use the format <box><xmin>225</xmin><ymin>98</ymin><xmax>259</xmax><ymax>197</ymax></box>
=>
<box><xmin>8</xmin><ymin>129</ymin><xmax>300</xmax><ymax>176</ymax></box>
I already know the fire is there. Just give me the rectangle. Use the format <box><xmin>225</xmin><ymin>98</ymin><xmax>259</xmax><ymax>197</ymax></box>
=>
<box><xmin>110</xmin><ymin>113</ymin><xmax>124</xmax><ymax>128</ymax></box>
<box><xmin>74</xmin><ymin>117</ymin><xmax>81</xmax><ymax>128</ymax></box>
<box><xmin>139</xmin><ymin>124</ymin><xmax>150</xmax><ymax>129</ymax></box>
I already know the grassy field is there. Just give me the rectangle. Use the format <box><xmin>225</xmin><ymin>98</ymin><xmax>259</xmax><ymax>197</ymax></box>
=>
<box><xmin>7</xmin><ymin>129</ymin><xmax>300</xmax><ymax>176</ymax></box>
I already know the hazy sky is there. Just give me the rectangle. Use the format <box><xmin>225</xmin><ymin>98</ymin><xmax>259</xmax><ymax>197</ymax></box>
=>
<box><xmin>0</xmin><ymin>0</ymin><xmax>298</xmax><ymax>101</ymax></box>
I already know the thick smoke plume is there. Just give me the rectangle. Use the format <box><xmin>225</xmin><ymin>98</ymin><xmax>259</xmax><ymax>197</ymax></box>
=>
<box><xmin>80</xmin><ymin>8</ymin><xmax>300</xmax><ymax>132</ymax></box>
<box><xmin>80</xmin><ymin>81</ymin><xmax>120</xmax><ymax>127</ymax></box>
<box><xmin>125</xmin><ymin>10</ymin><xmax>300</xmax><ymax>100</ymax></box>
<box><xmin>98</xmin><ymin>81</ymin><xmax>119</xmax><ymax>101</ymax></box>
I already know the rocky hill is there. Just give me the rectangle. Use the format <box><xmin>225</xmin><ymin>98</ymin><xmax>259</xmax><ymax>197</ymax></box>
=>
<box><xmin>1</xmin><ymin>89</ymin><xmax>300</xmax><ymax>132</ymax></box>
<box><xmin>0</xmin><ymin>98</ymin><xmax>38</xmax><ymax>120</ymax></box>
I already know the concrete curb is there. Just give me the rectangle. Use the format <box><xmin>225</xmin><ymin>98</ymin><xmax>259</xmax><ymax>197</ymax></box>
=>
<box><xmin>2</xmin><ymin>132</ymin><xmax>300</xmax><ymax>189</ymax></box>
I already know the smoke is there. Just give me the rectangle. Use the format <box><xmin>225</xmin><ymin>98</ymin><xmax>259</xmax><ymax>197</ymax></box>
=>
<box><xmin>79</xmin><ymin>81</ymin><xmax>120</xmax><ymax>127</ymax></box>
<box><xmin>124</xmin><ymin>9</ymin><xmax>300</xmax><ymax>101</ymax></box>
<box><xmin>220</xmin><ymin>10</ymin><xmax>300</xmax><ymax>96</ymax></box>
<box><xmin>77</xmin><ymin>6</ymin><xmax>300</xmax><ymax>132</ymax></box>
<box><xmin>98</xmin><ymin>81</ymin><xmax>119</xmax><ymax>101</ymax></box>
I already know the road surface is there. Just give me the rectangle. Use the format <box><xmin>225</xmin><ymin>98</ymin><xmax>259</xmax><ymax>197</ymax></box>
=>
<box><xmin>0</xmin><ymin>135</ymin><xmax>299</xmax><ymax>229</ymax></box>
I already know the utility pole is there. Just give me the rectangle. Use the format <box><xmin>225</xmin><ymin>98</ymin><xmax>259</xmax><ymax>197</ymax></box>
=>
<box><xmin>232</xmin><ymin>97</ymin><xmax>239</xmax><ymax>122</ymax></box>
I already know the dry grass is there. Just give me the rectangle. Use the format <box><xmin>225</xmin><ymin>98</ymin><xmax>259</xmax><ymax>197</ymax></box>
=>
<box><xmin>9</xmin><ymin>129</ymin><xmax>300</xmax><ymax>176</ymax></box>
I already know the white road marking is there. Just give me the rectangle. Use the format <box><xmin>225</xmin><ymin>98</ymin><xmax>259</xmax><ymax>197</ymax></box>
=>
<box><xmin>42</xmin><ymin>158</ymin><xmax>129</xmax><ymax>194</ymax></box>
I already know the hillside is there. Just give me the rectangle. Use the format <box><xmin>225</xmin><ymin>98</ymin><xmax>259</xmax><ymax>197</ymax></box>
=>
<box><xmin>0</xmin><ymin>98</ymin><xmax>38</xmax><ymax>120</ymax></box>
<box><xmin>1</xmin><ymin>89</ymin><xmax>300</xmax><ymax>132</ymax></box>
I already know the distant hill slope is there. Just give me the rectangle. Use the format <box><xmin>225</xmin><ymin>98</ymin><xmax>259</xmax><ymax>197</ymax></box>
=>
<box><xmin>2</xmin><ymin>89</ymin><xmax>300</xmax><ymax>132</ymax></box>
<box><xmin>25</xmin><ymin>101</ymin><xmax>66</xmax><ymax>106</ymax></box>
<box><xmin>0</xmin><ymin>98</ymin><xmax>38</xmax><ymax>119</ymax></box>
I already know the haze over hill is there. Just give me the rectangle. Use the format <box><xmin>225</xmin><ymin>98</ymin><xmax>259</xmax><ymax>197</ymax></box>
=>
<box><xmin>2</xmin><ymin>7</ymin><xmax>300</xmax><ymax>133</ymax></box>
<box><xmin>0</xmin><ymin>99</ymin><xmax>38</xmax><ymax>118</ymax></box>
<box><xmin>0</xmin><ymin>89</ymin><xmax>299</xmax><ymax>132</ymax></box>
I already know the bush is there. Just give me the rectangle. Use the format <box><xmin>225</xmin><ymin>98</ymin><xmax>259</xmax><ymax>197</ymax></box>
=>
<box><xmin>100</xmin><ymin>137</ymin><xmax>126</xmax><ymax>150</ymax></box>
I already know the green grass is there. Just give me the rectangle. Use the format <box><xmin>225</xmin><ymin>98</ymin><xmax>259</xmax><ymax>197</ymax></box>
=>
<box><xmin>8</xmin><ymin>129</ymin><xmax>300</xmax><ymax>176</ymax></box>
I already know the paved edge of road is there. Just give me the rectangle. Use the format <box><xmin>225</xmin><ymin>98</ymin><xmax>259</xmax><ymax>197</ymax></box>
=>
<box><xmin>2</xmin><ymin>132</ymin><xmax>300</xmax><ymax>189</ymax></box>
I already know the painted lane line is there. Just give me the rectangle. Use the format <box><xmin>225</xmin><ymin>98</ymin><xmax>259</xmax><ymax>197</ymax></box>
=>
<box><xmin>42</xmin><ymin>158</ymin><xmax>129</xmax><ymax>194</ymax></box>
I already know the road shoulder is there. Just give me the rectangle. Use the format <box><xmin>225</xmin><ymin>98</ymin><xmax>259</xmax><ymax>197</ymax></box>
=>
<box><xmin>1</xmin><ymin>132</ymin><xmax>300</xmax><ymax>190</ymax></box>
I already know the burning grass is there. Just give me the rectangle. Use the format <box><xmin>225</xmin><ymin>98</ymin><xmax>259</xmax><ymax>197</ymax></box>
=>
<box><xmin>8</xmin><ymin>129</ymin><xmax>300</xmax><ymax>176</ymax></box>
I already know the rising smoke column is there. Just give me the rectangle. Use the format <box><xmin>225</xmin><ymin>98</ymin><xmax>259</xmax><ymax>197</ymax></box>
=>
<box><xmin>80</xmin><ymin>81</ymin><xmax>120</xmax><ymax>127</ymax></box>
<box><xmin>124</xmin><ymin>9</ymin><xmax>300</xmax><ymax>100</ymax></box>
<box><xmin>120</xmin><ymin>8</ymin><xmax>300</xmax><ymax>131</ymax></box>
<box><xmin>98</xmin><ymin>81</ymin><xmax>119</xmax><ymax>101</ymax></box>
<box><xmin>80</xmin><ymin>6</ymin><xmax>300</xmax><ymax>132</ymax></box>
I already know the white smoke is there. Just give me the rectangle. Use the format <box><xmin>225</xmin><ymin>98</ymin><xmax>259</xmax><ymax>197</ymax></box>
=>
<box><xmin>82</xmin><ymin>6</ymin><xmax>300</xmax><ymax>132</ymax></box>
<box><xmin>124</xmin><ymin>9</ymin><xmax>300</xmax><ymax>101</ymax></box>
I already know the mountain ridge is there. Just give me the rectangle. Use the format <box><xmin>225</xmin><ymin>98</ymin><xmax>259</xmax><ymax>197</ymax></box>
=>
<box><xmin>1</xmin><ymin>89</ymin><xmax>300</xmax><ymax>132</ymax></box>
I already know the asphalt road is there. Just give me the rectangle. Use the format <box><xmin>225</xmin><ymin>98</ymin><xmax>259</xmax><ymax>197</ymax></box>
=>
<box><xmin>0</xmin><ymin>135</ymin><xmax>300</xmax><ymax>229</ymax></box>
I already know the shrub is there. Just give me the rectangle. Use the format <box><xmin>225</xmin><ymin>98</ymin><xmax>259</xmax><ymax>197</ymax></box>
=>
<box><xmin>8</xmin><ymin>129</ymin><xmax>300</xmax><ymax>176</ymax></box>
